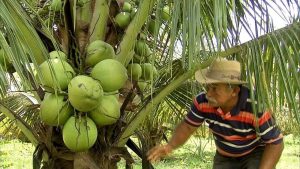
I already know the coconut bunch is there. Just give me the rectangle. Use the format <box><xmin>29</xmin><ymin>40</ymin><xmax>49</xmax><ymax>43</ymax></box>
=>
<box><xmin>114</xmin><ymin>1</ymin><xmax>134</xmax><ymax>29</ymax></box>
<box><xmin>147</xmin><ymin>3</ymin><xmax>171</xmax><ymax>36</ymax></box>
<box><xmin>34</xmin><ymin>0</ymin><xmax>164</xmax><ymax>153</ymax></box>
<box><xmin>38</xmin><ymin>42</ymin><xmax>128</xmax><ymax>152</ymax></box>
<box><xmin>126</xmin><ymin>38</ymin><xmax>158</xmax><ymax>92</ymax></box>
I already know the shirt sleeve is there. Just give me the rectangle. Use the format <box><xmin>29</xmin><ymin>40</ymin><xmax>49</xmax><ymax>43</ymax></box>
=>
<box><xmin>184</xmin><ymin>93</ymin><xmax>206</xmax><ymax>127</ymax></box>
<box><xmin>256</xmin><ymin>111</ymin><xmax>283</xmax><ymax>144</ymax></box>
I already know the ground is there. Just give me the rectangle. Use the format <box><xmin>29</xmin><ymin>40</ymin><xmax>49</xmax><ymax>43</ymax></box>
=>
<box><xmin>0</xmin><ymin>135</ymin><xmax>299</xmax><ymax>169</ymax></box>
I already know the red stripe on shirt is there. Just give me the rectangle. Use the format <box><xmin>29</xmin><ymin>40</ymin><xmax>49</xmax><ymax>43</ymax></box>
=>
<box><xmin>259</xmin><ymin>111</ymin><xmax>272</xmax><ymax>126</ymax></box>
<box><xmin>199</xmin><ymin>103</ymin><xmax>216</xmax><ymax>113</ymax></box>
<box><xmin>193</xmin><ymin>98</ymin><xmax>201</xmax><ymax>111</ymax></box>
<box><xmin>229</xmin><ymin>111</ymin><xmax>254</xmax><ymax>124</ymax></box>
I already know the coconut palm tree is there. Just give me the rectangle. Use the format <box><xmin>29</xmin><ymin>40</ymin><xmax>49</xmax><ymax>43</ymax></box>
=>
<box><xmin>0</xmin><ymin>0</ymin><xmax>299</xmax><ymax>168</ymax></box>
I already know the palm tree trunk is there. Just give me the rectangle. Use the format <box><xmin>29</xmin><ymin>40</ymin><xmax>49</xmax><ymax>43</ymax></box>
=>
<box><xmin>43</xmin><ymin>152</ymin><xmax>117</xmax><ymax>169</ymax></box>
<box><xmin>73</xmin><ymin>152</ymin><xmax>102</xmax><ymax>169</ymax></box>
<box><xmin>42</xmin><ymin>146</ymin><xmax>134</xmax><ymax>169</ymax></box>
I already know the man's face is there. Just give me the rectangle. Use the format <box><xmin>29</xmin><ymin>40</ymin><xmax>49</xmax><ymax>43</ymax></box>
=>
<box><xmin>204</xmin><ymin>83</ymin><xmax>236</xmax><ymax>107</ymax></box>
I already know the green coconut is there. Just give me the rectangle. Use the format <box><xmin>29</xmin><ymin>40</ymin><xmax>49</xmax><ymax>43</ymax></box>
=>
<box><xmin>50</xmin><ymin>0</ymin><xmax>62</xmax><ymax>12</ymax></box>
<box><xmin>85</xmin><ymin>40</ymin><xmax>115</xmax><ymax>67</ymax></box>
<box><xmin>39</xmin><ymin>58</ymin><xmax>75</xmax><ymax>90</ymax></box>
<box><xmin>62</xmin><ymin>116</ymin><xmax>98</xmax><ymax>152</ymax></box>
<box><xmin>141</xmin><ymin>63</ymin><xmax>158</xmax><ymax>81</ymax></box>
<box><xmin>39</xmin><ymin>93</ymin><xmax>73</xmax><ymax>126</ymax></box>
<box><xmin>115</xmin><ymin>12</ymin><xmax>131</xmax><ymax>28</ymax></box>
<box><xmin>137</xmin><ymin>81</ymin><xmax>148</xmax><ymax>91</ymax></box>
<box><xmin>122</xmin><ymin>2</ymin><xmax>132</xmax><ymax>12</ymax></box>
<box><xmin>127</xmin><ymin>63</ymin><xmax>142</xmax><ymax>81</ymax></box>
<box><xmin>49</xmin><ymin>51</ymin><xmax>67</xmax><ymax>60</ymax></box>
<box><xmin>134</xmin><ymin>40</ymin><xmax>151</xmax><ymax>57</ymax></box>
<box><xmin>91</xmin><ymin>59</ymin><xmax>128</xmax><ymax>92</ymax></box>
<box><xmin>148</xmin><ymin>19</ymin><xmax>161</xmax><ymax>35</ymax></box>
<box><xmin>89</xmin><ymin>95</ymin><xmax>120</xmax><ymax>126</ymax></box>
<box><xmin>68</xmin><ymin>75</ymin><xmax>103</xmax><ymax>112</ymax></box>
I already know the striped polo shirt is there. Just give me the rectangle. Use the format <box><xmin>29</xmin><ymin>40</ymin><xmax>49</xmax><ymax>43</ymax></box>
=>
<box><xmin>185</xmin><ymin>86</ymin><xmax>283</xmax><ymax>157</ymax></box>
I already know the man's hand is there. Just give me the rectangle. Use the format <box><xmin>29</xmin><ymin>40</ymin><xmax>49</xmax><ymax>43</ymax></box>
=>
<box><xmin>147</xmin><ymin>144</ymin><xmax>173</xmax><ymax>162</ymax></box>
<box><xmin>147</xmin><ymin>121</ymin><xmax>197</xmax><ymax>162</ymax></box>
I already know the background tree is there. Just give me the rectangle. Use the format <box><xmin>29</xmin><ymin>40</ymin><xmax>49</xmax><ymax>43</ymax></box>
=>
<box><xmin>0</xmin><ymin>0</ymin><xmax>299</xmax><ymax>169</ymax></box>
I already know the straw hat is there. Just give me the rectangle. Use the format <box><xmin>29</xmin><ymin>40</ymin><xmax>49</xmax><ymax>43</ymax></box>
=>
<box><xmin>195</xmin><ymin>59</ymin><xmax>247</xmax><ymax>84</ymax></box>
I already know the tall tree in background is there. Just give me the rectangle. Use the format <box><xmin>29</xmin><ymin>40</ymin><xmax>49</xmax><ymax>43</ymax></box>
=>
<box><xmin>0</xmin><ymin>0</ymin><xmax>299</xmax><ymax>168</ymax></box>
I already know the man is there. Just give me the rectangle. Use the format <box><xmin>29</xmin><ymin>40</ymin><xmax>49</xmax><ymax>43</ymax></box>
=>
<box><xmin>147</xmin><ymin>59</ymin><xmax>284</xmax><ymax>169</ymax></box>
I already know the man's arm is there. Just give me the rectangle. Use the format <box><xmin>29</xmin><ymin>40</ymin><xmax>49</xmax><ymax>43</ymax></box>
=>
<box><xmin>147</xmin><ymin>120</ymin><xmax>198</xmax><ymax>162</ymax></box>
<box><xmin>259</xmin><ymin>142</ymin><xmax>284</xmax><ymax>169</ymax></box>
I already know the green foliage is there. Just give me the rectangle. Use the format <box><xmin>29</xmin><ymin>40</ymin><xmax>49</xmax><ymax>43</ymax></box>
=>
<box><xmin>0</xmin><ymin>139</ymin><xmax>34</xmax><ymax>169</ymax></box>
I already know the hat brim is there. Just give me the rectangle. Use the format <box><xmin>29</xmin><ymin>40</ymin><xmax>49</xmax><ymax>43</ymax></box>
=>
<box><xmin>195</xmin><ymin>69</ymin><xmax>247</xmax><ymax>84</ymax></box>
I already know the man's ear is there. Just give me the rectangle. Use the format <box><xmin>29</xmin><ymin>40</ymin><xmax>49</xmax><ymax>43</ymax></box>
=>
<box><xmin>232</xmin><ymin>86</ymin><xmax>240</xmax><ymax>96</ymax></box>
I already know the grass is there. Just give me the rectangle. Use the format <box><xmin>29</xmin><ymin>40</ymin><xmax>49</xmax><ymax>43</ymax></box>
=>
<box><xmin>0</xmin><ymin>139</ymin><xmax>34</xmax><ymax>169</ymax></box>
<box><xmin>0</xmin><ymin>135</ymin><xmax>299</xmax><ymax>169</ymax></box>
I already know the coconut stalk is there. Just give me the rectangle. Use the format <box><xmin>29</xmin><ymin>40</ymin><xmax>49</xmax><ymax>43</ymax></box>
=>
<box><xmin>116</xmin><ymin>0</ymin><xmax>156</xmax><ymax>66</ymax></box>
<box><xmin>69</xmin><ymin>0</ymin><xmax>93</xmax><ymax>54</ymax></box>
<box><xmin>88</xmin><ymin>0</ymin><xmax>110</xmax><ymax>42</ymax></box>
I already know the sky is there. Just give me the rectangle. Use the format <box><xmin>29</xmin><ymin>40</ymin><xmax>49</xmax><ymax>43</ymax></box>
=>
<box><xmin>172</xmin><ymin>1</ymin><xmax>300</xmax><ymax>59</ymax></box>
<box><xmin>240</xmin><ymin>0</ymin><xmax>299</xmax><ymax>43</ymax></box>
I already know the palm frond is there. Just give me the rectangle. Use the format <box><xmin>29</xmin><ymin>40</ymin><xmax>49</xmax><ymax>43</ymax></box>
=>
<box><xmin>0</xmin><ymin>92</ymin><xmax>39</xmax><ymax>145</ymax></box>
<box><xmin>118</xmin><ymin>0</ymin><xmax>300</xmax><ymax>146</ymax></box>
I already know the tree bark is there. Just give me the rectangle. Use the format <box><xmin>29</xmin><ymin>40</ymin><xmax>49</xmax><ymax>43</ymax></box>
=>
<box><xmin>42</xmin><ymin>146</ymin><xmax>134</xmax><ymax>169</ymax></box>
<box><xmin>74</xmin><ymin>152</ymin><xmax>100</xmax><ymax>169</ymax></box>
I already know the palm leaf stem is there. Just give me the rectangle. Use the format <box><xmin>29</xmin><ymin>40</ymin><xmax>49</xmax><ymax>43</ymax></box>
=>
<box><xmin>88</xmin><ymin>0</ymin><xmax>110</xmax><ymax>42</ymax></box>
<box><xmin>0</xmin><ymin>1</ymin><xmax>48</xmax><ymax>65</ymax></box>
